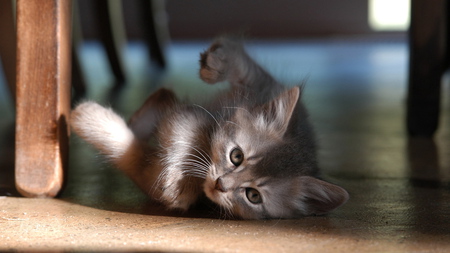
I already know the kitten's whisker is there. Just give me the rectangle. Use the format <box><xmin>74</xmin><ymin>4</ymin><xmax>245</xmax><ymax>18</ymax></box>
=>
<box><xmin>225</xmin><ymin>120</ymin><xmax>241</xmax><ymax>128</ymax></box>
<box><xmin>174</xmin><ymin>141</ymin><xmax>212</xmax><ymax>165</ymax></box>
<box><xmin>184</xmin><ymin>152</ymin><xmax>211</xmax><ymax>167</ymax></box>
<box><xmin>182</xmin><ymin>159</ymin><xmax>210</xmax><ymax>171</ymax></box>
<box><xmin>222</xmin><ymin>106</ymin><xmax>252</xmax><ymax>117</ymax></box>
<box><xmin>183</xmin><ymin>173</ymin><xmax>207</xmax><ymax>179</ymax></box>
<box><xmin>180</xmin><ymin>161</ymin><xmax>209</xmax><ymax>175</ymax></box>
<box><xmin>193</xmin><ymin>104</ymin><xmax>221</xmax><ymax>129</ymax></box>
<box><xmin>181</xmin><ymin>172</ymin><xmax>206</xmax><ymax>179</ymax></box>
<box><xmin>181</xmin><ymin>171</ymin><xmax>207</xmax><ymax>179</ymax></box>
<box><xmin>163</xmin><ymin>146</ymin><xmax>210</xmax><ymax>168</ymax></box>
<box><xmin>180</xmin><ymin>162</ymin><xmax>209</xmax><ymax>174</ymax></box>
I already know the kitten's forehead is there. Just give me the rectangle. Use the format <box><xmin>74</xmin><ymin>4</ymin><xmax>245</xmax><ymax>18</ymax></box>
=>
<box><xmin>212</xmin><ymin>114</ymin><xmax>278</xmax><ymax>155</ymax></box>
<box><xmin>217</xmin><ymin>119</ymin><xmax>309</xmax><ymax>178</ymax></box>
<box><xmin>232</xmin><ymin>119</ymin><xmax>281</xmax><ymax>153</ymax></box>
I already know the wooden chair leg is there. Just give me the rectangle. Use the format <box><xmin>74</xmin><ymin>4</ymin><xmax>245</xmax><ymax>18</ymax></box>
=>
<box><xmin>138</xmin><ymin>0</ymin><xmax>168</xmax><ymax>68</ymax></box>
<box><xmin>72</xmin><ymin>1</ymin><xmax>87</xmax><ymax>98</ymax></box>
<box><xmin>15</xmin><ymin>0</ymin><xmax>72</xmax><ymax>197</ymax></box>
<box><xmin>71</xmin><ymin>0</ymin><xmax>87</xmax><ymax>97</ymax></box>
<box><xmin>407</xmin><ymin>0</ymin><xmax>447</xmax><ymax>137</ymax></box>
<box><xmin>95</xmin><ymin>0</ymin><xmax>126</xmax><ymax>84</ymax></box>
<box><xmin>71</xmin><ymin>47</ymin><xmax>87</xmax><ymax>98</ymax></box>
<box><xmin>0</xmin><ymin>0</ymin><xmax>17</xmax><ymax>102</ymax></box>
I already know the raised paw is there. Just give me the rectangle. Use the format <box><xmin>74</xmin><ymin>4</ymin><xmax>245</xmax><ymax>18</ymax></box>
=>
<box><xmin>200</xmin><ymin>37</ymin><xmax>247</xmax><ymax>85</ymax></box>
<box><xmin>199</xmin><ymin>42</ymin><xmax>228</xmax><ymax>84</ymax></box>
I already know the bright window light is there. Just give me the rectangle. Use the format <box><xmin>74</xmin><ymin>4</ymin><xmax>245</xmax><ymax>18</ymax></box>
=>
<box><xmin>369</xmin><ymin>0</ymin><xmax>410</xmax><ymax>31</ymax></box>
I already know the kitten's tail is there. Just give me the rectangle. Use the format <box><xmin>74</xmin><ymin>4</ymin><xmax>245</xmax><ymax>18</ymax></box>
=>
<box><xmin>71</xmin><ymin>102</ymin><xmax>135</xmax><ymax>160</ymax></box>
<box><xmin>70</xmin><ymin>102</ymin><xmax>156</xmax><ymax>193</ymax></box>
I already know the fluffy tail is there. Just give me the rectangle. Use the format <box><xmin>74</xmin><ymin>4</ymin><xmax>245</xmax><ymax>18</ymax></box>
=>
<box><xmin>71</xmin><ymin>101</ymin><xmax>163</xmax><ymax>199</ymax></box>
<box><xmin>71</xmin><ymin>101</ymin><xmax>137</xmax><ymax>161</ymax></box>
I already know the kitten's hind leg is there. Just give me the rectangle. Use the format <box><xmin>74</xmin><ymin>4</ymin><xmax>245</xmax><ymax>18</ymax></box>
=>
<box><xmin>199</xmin><ymin>37</ymin><xmax>278</xmax><ymax>89</ymax></box>
<box><xmin>128</xmin><ymin>88</ymin><xmax>178</xmax><ymax>141</ymax></box>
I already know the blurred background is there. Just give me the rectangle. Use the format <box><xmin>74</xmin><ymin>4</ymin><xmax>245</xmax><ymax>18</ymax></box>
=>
<box><xmin>80</xmin><ymin>0</ymin><xmax>409</xmax><ymax>39</ymax></box>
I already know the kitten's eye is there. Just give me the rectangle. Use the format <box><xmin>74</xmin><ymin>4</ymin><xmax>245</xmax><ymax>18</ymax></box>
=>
<box><xmin>230</xmin><ymin>148</ymin><xmax>244</xmax><ymax>166</ymax></box>
<box><xmin>245</xmin><ymin>188</ymin><xmax>262</xmax><ymax>204</ymax></box>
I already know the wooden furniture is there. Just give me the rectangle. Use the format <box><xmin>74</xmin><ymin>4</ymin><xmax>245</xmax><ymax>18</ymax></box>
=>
<box><xmin>94</xmin><ymin>0</ymin><xmax>127</xmax><ymax>84</ymax></box>
<box><xmin>15</xmin><ymin>0</ymin><xmax>72</xmax><ymax>197</ymax></box>
<box><xmin>407</xmin><ymin>0</ymin><xmax>448</xmax><ymax>137</ymax></box>
<box><xmin>138</xmin><ymin>0</ymin><xmax>167</xmax><ymax>68</ymax></box>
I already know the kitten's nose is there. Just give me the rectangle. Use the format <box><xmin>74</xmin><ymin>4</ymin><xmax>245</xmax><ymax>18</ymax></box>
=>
<box><xmin>214</xmin><ymin>178</ymin><xmax>226</xmax><ymax>192</ymax></box>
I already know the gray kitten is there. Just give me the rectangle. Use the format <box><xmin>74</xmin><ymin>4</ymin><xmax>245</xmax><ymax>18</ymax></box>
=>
<box><xmin>71</xmin><ymin>37</ymin><xmax>349</xmax><ymax>219</ymax></box>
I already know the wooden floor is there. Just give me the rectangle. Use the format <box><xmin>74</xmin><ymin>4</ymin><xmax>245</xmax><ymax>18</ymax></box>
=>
<box><xmin>1</xmin><ymin>38</ymin><xmax>450</xmax><ymax>252</ymax></box>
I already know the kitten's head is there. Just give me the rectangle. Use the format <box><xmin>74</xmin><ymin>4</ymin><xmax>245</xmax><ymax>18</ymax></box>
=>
<box><xmin>204</xmin><ymin>87</ymin><xmax>349</xmax><ymax>219</ymax></box>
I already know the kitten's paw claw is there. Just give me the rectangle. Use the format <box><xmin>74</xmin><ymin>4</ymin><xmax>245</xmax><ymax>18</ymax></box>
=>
<box><xmin>199</xmin><ymin>42</ymin><xmax>228</xmax><ymax>84</ymax></box>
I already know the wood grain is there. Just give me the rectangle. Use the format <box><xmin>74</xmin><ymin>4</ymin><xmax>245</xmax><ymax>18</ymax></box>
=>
<box><xmin>15</xmin><ymin>0</ymin><xmax>72</xmax><ymax>197</ymax></box>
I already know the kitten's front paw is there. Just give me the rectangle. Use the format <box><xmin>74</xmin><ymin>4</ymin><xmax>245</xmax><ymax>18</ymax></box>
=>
<box><xmin>199</xmin><ymin>42</ymin><xmax>228</xmax><ymax>84</ymax></box>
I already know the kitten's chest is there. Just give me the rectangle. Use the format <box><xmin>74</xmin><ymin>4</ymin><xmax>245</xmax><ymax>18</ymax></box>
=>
<box><xmin>157</xmin><ymin>108</ymin><xmax>213</xmax><ymax>170</ymax></box>
<box><xmin>155</xmin><ymin>109</ymin><xmax>212</xmax><ymax>209</ymax></box>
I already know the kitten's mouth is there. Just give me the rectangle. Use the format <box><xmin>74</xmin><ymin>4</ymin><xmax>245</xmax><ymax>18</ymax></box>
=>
<box><xmin>204</xmin><ymin>179</ymin><xmax>217</xmax><ymax>197</ymax></box>
<box><xmin>204</xmin><ymin>178</ymin><xmax>224</xmax><ymax>204</ymax></box>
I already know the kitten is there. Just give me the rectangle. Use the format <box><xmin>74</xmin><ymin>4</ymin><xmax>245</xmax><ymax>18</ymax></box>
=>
<box><xmin>71</xmin><ymin>37</ymin><xmax>349</xmax><ymax>219</ymax></box>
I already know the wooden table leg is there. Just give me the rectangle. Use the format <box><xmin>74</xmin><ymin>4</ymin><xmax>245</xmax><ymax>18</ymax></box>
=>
<box><xmin>407</xmin><ymin>0</ymin><xmax>447</xmax><ymax>137</ymax></box>
<box><xmin>15</xmin><ymin>0</ymin><xmax>72</xmax><ymax>197</ymax></box>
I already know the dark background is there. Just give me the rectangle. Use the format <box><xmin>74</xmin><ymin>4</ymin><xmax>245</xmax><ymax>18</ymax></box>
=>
<box><xmin>78</xmin><ymin>0</ymin><xmax>405</xmax><ymax>40</ymax></box>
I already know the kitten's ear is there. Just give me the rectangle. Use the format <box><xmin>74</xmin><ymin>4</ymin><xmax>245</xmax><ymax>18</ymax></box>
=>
<box><xmin>257</xmin><ymin>86</ymin><xmax>300</xmax><ymax>136</ymax></box>
<box><xmin>295</xmin><ymin>176</ymin><xmax>349</xmax><ymax>216</ymax></box>
<box><xmin>129</xmin><ymin>88</ymin><xmax>178</xmax><ymax>141</ymax></box>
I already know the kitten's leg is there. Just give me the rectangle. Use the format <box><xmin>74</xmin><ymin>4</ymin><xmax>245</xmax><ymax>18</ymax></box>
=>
<box><xmin>128</xmin><ymin>88</ymin><xmax>178</xmax><ymax>141</ymax></box>
<box><xmin>199</xmin><ymin>37</ymin><xmax>279</xmax><ymax>90</ymax></box>
<box><xmin>71</xmin><ymin>102</ymin><xmax>162</xmax><ymax>199</ymax></box>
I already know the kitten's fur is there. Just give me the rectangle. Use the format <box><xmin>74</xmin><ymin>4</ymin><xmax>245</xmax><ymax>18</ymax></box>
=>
<box><xmin>71</xmin><ymin>37</ymin><xmax>349</xmax><ymax>219</ymax></box>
